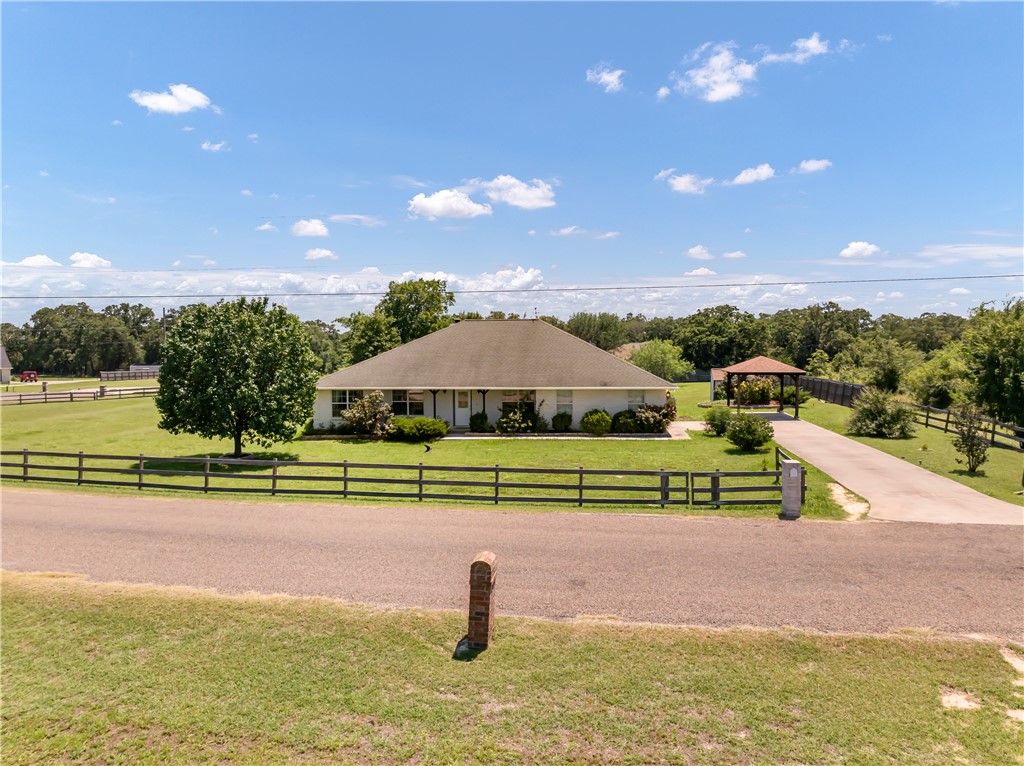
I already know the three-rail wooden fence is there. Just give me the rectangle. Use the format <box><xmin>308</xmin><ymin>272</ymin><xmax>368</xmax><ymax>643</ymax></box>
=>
<box><xmin>0</xmin><ymin>450</ymin><xmax>801</xmax><ymax>509</ymax></box>
<box><xmin>0</xmin><ymin>387</ymin><xmax>158</xmax><ymax>406</ymax></box>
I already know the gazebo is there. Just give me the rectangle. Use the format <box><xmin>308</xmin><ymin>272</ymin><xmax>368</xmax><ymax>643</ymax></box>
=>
<box><xmin>721</xmin><ymin>356</ymin><xmax>807</xmax><ymax>419</ymax></box>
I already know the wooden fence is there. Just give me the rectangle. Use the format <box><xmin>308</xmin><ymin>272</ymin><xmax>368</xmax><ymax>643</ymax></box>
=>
<box><xmin>0</xmin><ymin>450</ymin><xmax>796</xmax><ymax>509</ymax></box>
<box><xmin>100</xmin><ymin>370</ymin><xmax>160</xmax><ymax>381</ymax></box>
<box><xmin>799</xmin><ymin>376</ymin><xmax>1023</xmax><ymax>449</ymax></box>
<box><xmin>0</xmin><ymin>387</ymin><xmax>159</xmax><ymax>406</ymax></box>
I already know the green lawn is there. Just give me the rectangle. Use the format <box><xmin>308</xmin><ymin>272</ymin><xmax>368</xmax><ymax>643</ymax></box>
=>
<box><xmin>0</xmin><ymin>396</ymin><xmax>846</xmax><ymax>518</ymax></box>
<box><xmin>2</xmin><ymin>377</ymin><xmax>156</xmax><ymax>394</ymax></box>
<box><xmin>3</xmin><ymin>572</ymin><xmax>1021</xmax><ymax>766</ymax></box>
<box><xmin>673</xmin><ymin>381</ymin><xmax>714</xmax><ymax>420</ymax></box>
<box><xmin>796</xmin><ymin>397</ymin><xmax>1024</xmax><ymax>504</ymax></box>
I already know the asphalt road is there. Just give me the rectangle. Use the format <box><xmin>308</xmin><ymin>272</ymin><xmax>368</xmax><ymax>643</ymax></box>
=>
<box><xmin>3</xmin><ymin>489</ymin><xmax>1022</xmax><ymax>640</ymax></box>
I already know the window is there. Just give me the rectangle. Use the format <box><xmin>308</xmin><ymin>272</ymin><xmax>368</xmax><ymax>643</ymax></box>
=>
<box><xmin>331</xmin><ymin>390</ymin><xmax>363</xmax><ymax>417</ymax></box>
<box><xmin>501</xmin><ymin>389</ymin><xmax>535</xmax><ymax>415</ymax></box>
<box><xmin>627</xmin><ymin>390</ymin><xmax>645</xmax><ymax>411</ymax></box>
<box><xmin>556</xmin><ymin>390</ymin><xmax>573</xmax><ymax>417</ymax></box>
<box><xmin>391</xmin><ymin>389</ymin><xmax>424</xmax><ymax>416</ymax></box>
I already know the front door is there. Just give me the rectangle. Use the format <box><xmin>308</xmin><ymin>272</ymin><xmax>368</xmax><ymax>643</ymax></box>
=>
<box><xmin>454</xmin><ymin>390</ymin><xmax>471</xmax><ymax>427</ymax></box>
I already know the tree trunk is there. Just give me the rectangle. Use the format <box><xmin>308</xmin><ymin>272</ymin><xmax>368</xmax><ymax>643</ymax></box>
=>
<box><xmin>233</xmin><ymin>415</ymin><xmax>244</xmax><ymax>458</ymax></box>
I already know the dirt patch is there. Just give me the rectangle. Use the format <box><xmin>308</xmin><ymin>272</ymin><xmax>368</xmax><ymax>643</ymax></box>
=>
<box><xmin>941</xmin><ymin>687</ymin><xmax>980</xmax><ymax>710</ymax></box>
<box><xmin>1000</xmin><ymin>647</ymin><xmax>1024</xmax><ymax>673</ymax></box>
<box><xmin>828</xmin><ymin>483</ymin><xmax>869</xmax><ymax>520</ymax></box>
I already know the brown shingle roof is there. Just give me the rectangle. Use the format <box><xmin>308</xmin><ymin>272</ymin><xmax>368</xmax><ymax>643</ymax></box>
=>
<box><xmin>318</xmin><ymin>320</ymin><xmax>672</xmax><ymax>390</ymax></box>
<box><xmin>721</xmin><ymin>356</ymin><xmax>806</xmax><ymax>375</ymax></box>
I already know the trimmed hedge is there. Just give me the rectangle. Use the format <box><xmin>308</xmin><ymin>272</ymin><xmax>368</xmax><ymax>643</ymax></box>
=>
<box><xmin>580</xmin><ymin>409</ymin><xmax>612</xmax><ymax>436</ymax></box>
<box><xmin>387</xmin><ymin>417</ymin><xmax>449</xmax><ymax>442</ymax></box>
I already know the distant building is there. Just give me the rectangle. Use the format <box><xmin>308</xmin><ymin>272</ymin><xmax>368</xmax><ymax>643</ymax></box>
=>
<box><xmin>0</xmin><ymin>346</ymin><xmax>11</xmax><ymax>384</ymax></box>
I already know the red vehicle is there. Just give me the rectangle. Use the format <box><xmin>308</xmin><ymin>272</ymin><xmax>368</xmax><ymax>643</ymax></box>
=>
<box><xmin>19</xmin><ymin>371</ymin><xmax>38</xmax><ymax>382</ymax></box>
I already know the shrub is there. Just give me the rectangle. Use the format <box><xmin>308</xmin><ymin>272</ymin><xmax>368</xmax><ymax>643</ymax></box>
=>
<box><xmin>951</xmin><ymin>404</ymin><xmax>990</xmax><ymax>473</ymax></box>
<box><xmin>496</xmin><ymin>407</ymin><xmax>533</xmax><ymax>434</ymax></box>
<box><xmin>305</xmin><ymin>419</ymin><xmax>356</xmax><ymax>436</ymax></box>
<box><xmin>342</xmin><ymin>390</ymin><xmax>393</xmax><ymax>437</ymax></box>
<box><xmin>663</xmin><ymin>393</ymin><xmax>677</xmax><ymax>422</ymax></box>
<box><xmin>704</xmin><ymin>406</ymin><xmax>734</xmax><ymax>436</ymax></box>
<box><xmin>551</xmin><ymin>412</ymin><xmax>573</xmax><ymax>432</ymax></box>
<box><xmin>725</xmin><ymin>414</ymin><xmax>775</xmax><ymax>451</ymax></box>
<box><xmin>771</xmin><ymin>385</ymin><xmax>811</xmax><ymax>405</ymax></box>
<box><xmin>847</xmin><ymin>387</ymin><xmax>917</xmax><ymax>439</ymax></box>
<box><xmin>634</xmin><ymin>406</ymin><xmax>670</xmax><ymax>433</ymax></box>
<box><xmin>737</xmin><ymin>377</ymin><xmax>773</xmax><ymax>405</ymax></box>
<box><xmin>469</xmin><ymin>411</ymin><xmax>494</xmax><ymax>433</ymax></box>
<box><xmin>387</xmin><ymin>417</ymin><xmax>448</xmax><ymax>442</ymax></box>
<box><xmin>580</xmin><ymin>408</ymin><xmax>612</xmax><ymax>436</ymax></box>
<box><xmin>611</xmin><ymin>409</ymin><xmax>641</xmax><ymax>434</ymax></box>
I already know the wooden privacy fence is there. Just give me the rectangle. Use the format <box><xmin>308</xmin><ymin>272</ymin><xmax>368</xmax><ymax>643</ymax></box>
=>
<box><xmin>799</xmin><ymin>376</ymin><xmax>1023</xmax><ymax>450</ymax></box>
<box><xmin>100</xmin><ymin>370</ymin><xmax>160</xmax><ymax>381</ymax></box>
<box><xmin>0</xmin><ymin>387</ymin><xmax>158</xmax><ymax>406</ymax></box>
<box><xmin>0</xmin><ymin>450</ymin><xmax>795</xmax><ymax>509</ymax></box>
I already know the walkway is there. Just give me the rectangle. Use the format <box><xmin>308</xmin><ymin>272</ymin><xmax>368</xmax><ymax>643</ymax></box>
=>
<box><xmin>764</xmin><ymin>414</ymin><xmax>1023</xmax><ymax>526</ymax></box>
<box><xmin>2</xmin><ymin>489</ymin><xmax>1022</xmax><ymax>640</ymax></box>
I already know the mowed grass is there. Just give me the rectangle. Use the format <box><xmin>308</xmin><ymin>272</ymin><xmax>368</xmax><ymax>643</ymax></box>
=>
<box><xmin>1</xmin><ymin>377</ymin><xmax>154</xmax><ymax>394</ymax></box>
<box><xmin>0</xmin><ymin>394</ymin><xmax>845</xmax><ymax>518</ymax></box>
<box><xmin>3</xmin><ymin>572</ymin><xmax>1022</xmax><ymax>766</ymax></box>
<box><xmin>796</xmin><ymin>398</ymin><xmax>1024</xmax><ymax>504</ymax></box>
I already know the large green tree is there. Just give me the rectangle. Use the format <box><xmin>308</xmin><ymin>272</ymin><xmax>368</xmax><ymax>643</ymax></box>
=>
<box><xmin>301</xmin><ymin>319</ymin><xmax>347</xmax><ymax>372</ymax></box>
<box><xmin>628</xmin><ymin>339</ymin><xmax>695</xmax><ymax>381</ymax></box>
<box><xmin>961</xmin><ymin>299</ymin><xmax>1024</xmax><ymax>426</ymax></box>
<box><xmin>156</xmin><ymin>298</ymin><xmax>319</xmax><ymax>457</ymax></box>
<box><xmin>375</xmin><ymin>278</ymin><xmax>455</xmax><ymax>343</ymax></box>
<box><xmin>672</xmin><ymin>305</ymin><xmax>767</xmax><ymax>369</ymax></box>
<box><xmin>338</xmin><ymin>311</ymin><xmax>403</xmax><ymax>365</ymax></box>
<box><xmin>565</xmin><ymin>312</ymin><xmax>627</xmax><ymax>351</ymax></box>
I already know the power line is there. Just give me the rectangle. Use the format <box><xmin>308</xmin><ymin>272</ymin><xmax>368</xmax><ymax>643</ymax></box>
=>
<box><xmin>1</xmin><ymin>273</ymin><xmax>1020</xmax><ymax>302</ymax></box>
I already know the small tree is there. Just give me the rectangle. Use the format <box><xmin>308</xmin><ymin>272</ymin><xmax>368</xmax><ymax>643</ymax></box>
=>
<box><xmin>725</xmin><ymin>414</ymin><xmax>774</xmax><ymax>451</ymax></box>
<box><xmin>847</xmin><ymin>387</ymin><xmax>916</xmax><ymax>439</ymax></box>
<box><xmin>951</xmin><ymin>404</ymin><xmax>990</xmax><ymax>473</ymax></box>
<box><xmin>628</xmin><ymin>339</ymin><xmax>695</xmax><ymax>381</ymax></box>
<box><xmin>156</xmin><ymin>298</ymin><xmax>319</xmax><ymax>457</ymax></box>
<box><xmin>343</xmin><ymin>390</ymin><xmax>394</xmax><ymax>437</ymax></box>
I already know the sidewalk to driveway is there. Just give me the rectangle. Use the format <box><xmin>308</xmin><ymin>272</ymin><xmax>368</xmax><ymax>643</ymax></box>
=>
<box><xmin>763</xmin><ymin>414</ymin><xmax>1023</xmax><ymax>526</ymax></box>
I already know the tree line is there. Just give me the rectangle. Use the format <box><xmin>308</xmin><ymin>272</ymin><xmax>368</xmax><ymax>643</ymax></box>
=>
<box><xmin>2</xmin><ymin>283</ymin><xmax>1021</xmax><ymax>425</ymax></box>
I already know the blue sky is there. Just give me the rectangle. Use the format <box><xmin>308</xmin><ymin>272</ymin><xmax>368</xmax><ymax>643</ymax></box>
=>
<box><xmin>3</xmin><ymin>1</ymin><xmax>1022</xmax><ymax>325</ymax></box>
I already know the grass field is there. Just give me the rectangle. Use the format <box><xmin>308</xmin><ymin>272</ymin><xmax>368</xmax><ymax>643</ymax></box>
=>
<box><xmin>2</xmin><ymin>377</ymin><xmax>157</xmax><ymax>394</ymax></box>
<box><xmin>3</xmin><ymin>572</ymin><xmax>1021</xmax><ymax>766</ymax></box>
<box><xmin>795</xmin><ymin>397</ymin><xmax>1024</xmax><ymax>504</ymax></box>
<box><xmin>0</xmin><ymin>392</ymin><xmax>845</xmax><ymax>518</ymax></box>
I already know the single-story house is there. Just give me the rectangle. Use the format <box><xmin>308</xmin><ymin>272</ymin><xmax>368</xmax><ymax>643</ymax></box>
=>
<box><xmin>314</xmin><ymin>319</ymin><xmax>673</xmax><ymax>430</ymax></box>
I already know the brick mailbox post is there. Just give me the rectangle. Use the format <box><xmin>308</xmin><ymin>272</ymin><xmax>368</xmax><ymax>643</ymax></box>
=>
<box><xmin>467</xmin><ymin>551</ymin><xmax>497</xmax><ymax>650</ymax></box>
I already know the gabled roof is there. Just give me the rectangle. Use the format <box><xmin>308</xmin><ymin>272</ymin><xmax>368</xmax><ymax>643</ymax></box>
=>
<box><xmin>722</xmin><ymin>356</ymin><xmax>806</xmax><ymax>375</ymax></box>
<box><xmin>318</xmin><ymin>319</ymin><xmax>672</xmax><ymax>390</ymax></box>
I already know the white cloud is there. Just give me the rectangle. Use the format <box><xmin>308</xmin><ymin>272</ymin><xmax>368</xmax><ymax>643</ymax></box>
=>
<box><xmin>256</xmin><ymin>222</ymin><xmax>277</xmax><ymax>232</ymax></box>
<box><xmin>761</xmin><ymin>32</ymin><xmax>829</xmax><ymax>65</ymax></box>
<box><xmin>677</xmin><ymin>43</ymin><xmax>758</xmax><ymax>102</ymax></box>
<box><xmin>291</xmin><ymin>218</ymin><xmax>329</xmax><ymax>237</ymax></box>
<box><xmin>329</xmin><ymin>213</ymin><xmax>385</xmax><ymax>227</ymax></box>
<box><xmin>877</xmin><ymin>34</ymin><xmax>893</xmax><ymax>43</ymax></box>
<box><xmin>129</xmin><ymin>83</ymin><xmax>212</xmax><ymax>114</ymax></box>
<box><xmin>916</xmin><ymin>243</ymin><xmax>1022</xmax><ymax>263</ymax></box>
<box><xmin>201</xmin><ymin>140</ymin><xmax>228</xmax><ymax>153</ymax></box>
<box><xmin>586</xmin><ymin>64</ymin><xmax>625</xmax><ymax>93</ymax></box>
<box><xmin>466</xmin><ymin>175</ymin><xmax>557</xmax><ymax>210</ymax></box>
<box><xmin>722</xmin><ymin>250</ymin><xmax>747</xmax><ymax>259</ymax></box>
<box><xmin>687</xmin><ymin>245</ymin><xmax>713</xmax><ymax>260</ymax></box>
<box><xmin>240</xmin><ymin>189</ymin><xmax>253</xmax><ymax>197</ymax></box>
<box><xmin>656</xmin><ymin>86</ymin><xmax>671</xmax><ymax>101</ymax></box>
<box><xmin>304</xmin><ymin>248</ymin><xmax>338</xmax><ymax>261</ymax></box>
<box><xmin>182</xmin><ymin>126</ymin><xmax>195</xmax><ymax>132</ymax></box>
<box><xmin>407</xmin><ymin>189</ymin><xmax>492</xmax><ymax>220</ymax></box>
<box><xmin>111</xmin><ymin>120</ymin><xmax>121</xmax><ymax>126</ymax></box>
<box><xmin>875</xmin><ymin>291</ymin><xmax>904</xmax><ymax>301</ymax></box>
<box><xmin>782</xmin><ymin>283</ymin><xmax>808</xmax><ymax>295</ymax></box>
<box><xmin>394</xmin><ymin>175</ymin><xmax>430</xmax><ymax>189</ymax></box>
<box><xmin>949</xmin><ymin>287</ymin><xmax>971</xmax><ymax>295</ymax></box>
<box><xmin>209</xmin><ymin>226</ymin><xmax>219</xmax><ymax>235</ymax></box>
<box><xmin>728</xmin><ymin>163</ymin><xmax>775</xmax><ymax>185</ymax></box>
<box><xmin>69</xmin><ymin>251</ymin><xmax>112</xmax><ymax>268</ymax></box>
<box><xmin>685</xmin><ymin>267</ymin><xmax>717</xmax><ymax>276</ymax></box>
<box><xmin>74</xmin><ymin>194</ymin><xmax>117</xmax><ymax>205</ymax></box>
<box><xmin>839</xmin><ymin>241</ymin><xmax>880</xmax><ymax>258</ymax></box>
<box><xmin>12</xmin><ymin>254</ymin><xmax>61</xmax><ymax>267</ymax></box>
<box><xmin>550</xmin><ymin>226</ymin><xmax>619</xmax><ymax>240</ymax></box>
<box><xmin>39</xmin><ymin>170</ymin><xmax>49</xmax><ymax>177</ymax></box>
<box><xmin>666</xmin><ymin>173</ymin><xmax>714</xmax><ymax>195</ymax></box>
<box><xmin>654</xmin><ymin>168</ymin><xmax>676</xmax><ymax>182</ymax></box>
<box><xmin>795</xmin><ymin>159</ymin><xmax>832</xmax><ymax>174</ymax></box>
<box><xmin>248</xmin><ymin>133</ymin><xmax>259</xmax><ymax>142</ymax></box>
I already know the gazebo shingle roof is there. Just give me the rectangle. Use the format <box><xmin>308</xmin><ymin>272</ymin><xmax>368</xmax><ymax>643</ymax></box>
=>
<box><xmin>721</xmin><ymin>356</ymin><xmax>806</xmax><ymax>375</ymax></box>
<box><xmin>318</xmin><ymin>319</ymin><xmax>673</xmax><ymax>390</ymax></box>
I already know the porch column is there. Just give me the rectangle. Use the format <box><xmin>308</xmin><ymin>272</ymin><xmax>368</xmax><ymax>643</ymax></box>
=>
<box><xmin>477</xmin><ymin>389</ymin><xmax>488</xmax><ymax>417</ymax></box>
<box><xmin>429</xmin><ymin>390</ymin><xmax>439</xmax><ymax>419</ymax></box>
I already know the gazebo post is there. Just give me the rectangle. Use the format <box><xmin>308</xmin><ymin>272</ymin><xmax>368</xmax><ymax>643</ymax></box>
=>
<box><xmin>794</xmin><ymin>375</ymin><xmax>801</xmax><ymax>420</ymax></box>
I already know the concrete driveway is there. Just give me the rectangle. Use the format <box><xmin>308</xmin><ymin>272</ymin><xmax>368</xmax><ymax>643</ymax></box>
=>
<box><xmin>764</xmin><ymin>414</ymin><xmax>1023</xmax><ymax>526</ymax></box>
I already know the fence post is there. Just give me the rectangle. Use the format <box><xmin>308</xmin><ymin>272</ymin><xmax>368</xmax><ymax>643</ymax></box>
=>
<box><xmin>924</xmin><ymin>407</ymin><xmax>930</xmax><ymax>429</ymax></box>
<box><xmin>77</xmin><ymin>452</ymin><xmax>84</xmax><ymax>485</ymax></box>
<box><xmin>494</xmin><ymin>464</ymin><xmax>500</xmax><ymax>504</ymax></box>
<box><xmin>418</xmin><ymin>462</ymin><xmax>424</xmax><ymax>501</ymax></box>
<box><xmin>138</xmin><ymin>454</ymin><xmax>145</xmax><ymax>490</ymax></box>
<box><xmin>944</xmin><ymin>409</ymin><xmax>951</xmax><ymax>433</ymax></box>
<box><xmin>989</xmin><ymin>418</ymin><xmax>998</xmax><ymax>446</ymax></box>
<box><xmin>271</xmin><ymin>458</ymin><xmax>278</xmax><ymax>496</ymax></box>
<box><xmin>467</xmin><ymin>551</ymin><xmax>497</xmax><ymax>651</ymax></box>
<box><xmin>204</xmin><ymin>458</ymin><xmax>210</xmax><ymax>493</ymax></box>
<box><xmin>659</xmin><ymin>469</ymin><xmax>668</xmax><ymax>508</ymax></box>
<box><xmin>711</xmin><ymin>468</ymin><xmax>721</xmax><ymax>507</ymax></box>
<box><xmin>343</xmin><ymin>460</ymin><xmax>348</xmax><ymax>498</ymax></box>
<box><xmin>578</xmin><ymin>466</ymin><xmax>584</xmax><ymax>507</ymax></box>
<box><xmin>780</xmin><ymin>459</ymin><xmax>803</xmax><ymax>520</ymax></box>
<box><xmin>22</xmin><ymin>448</ymin><xmax>28</xmax><ymax>481</ymax></box>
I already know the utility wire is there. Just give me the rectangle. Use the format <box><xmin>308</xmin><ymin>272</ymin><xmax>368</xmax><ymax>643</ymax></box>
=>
<box><xmin>1</xmin><ymin>273</ymin><xmax>1020</xmax><ymax>301</ymax></box>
